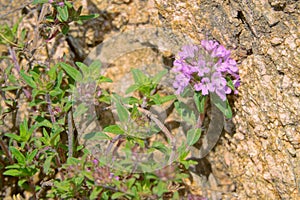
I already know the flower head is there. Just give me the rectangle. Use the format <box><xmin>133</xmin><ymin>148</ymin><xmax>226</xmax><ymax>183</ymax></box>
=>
<box><xmin>93</xmin><ymin>159</ymin><xmax>99</xmax><ymax>166</ymax></box>
<box><xmin>173</xmin><ymin>40</ymin><xmax>240</xmax><ymax>100</ymax></box>
<box><xmin>194</xmin><ymin>77</ymin><xmax>213</xmax><ymax>95</ymax></box>
<box><xmin>201</xmin><ymin>40</ymin><xmax>219</xmax><ymax>52</ymax></box>
<box><xmin>173</xmin><ymin>74</ymin><xmax>190</xmax><ymax>95</ymax></box>
<box><xmin>178</xmin><ymin>45</ymin><xmax>198</xmax><ymax>59</ymax></box>
<box><xmin>58</xmin><ymin>1</ymin><xmax>64</xmax><ymax>7</ymax></box>
<box><xmin>212</xmin><ymin>45</ymin><xmax>231</xmax><ymax>59</ymax></box>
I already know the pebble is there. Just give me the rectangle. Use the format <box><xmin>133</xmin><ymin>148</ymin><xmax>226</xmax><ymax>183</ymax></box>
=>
<box><xmin>270</xmin><ymin>37</ymin><xmax>283</xmax><ymax>45</ymax></box>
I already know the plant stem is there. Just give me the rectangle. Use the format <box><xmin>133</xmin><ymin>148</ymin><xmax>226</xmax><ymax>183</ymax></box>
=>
<box><xmin>0</xmin><ymin>138</ymin><xmax>14</xmax><ymax>164</ymax></box>
<box><xmin>45</xmin><ymin>93</ymin><xmax>56</xmax><ymax>124</ymax></box>
<box><xmin>8</xmin><ymin>47</ymin><xmax>20</xmax><ymax>72</ymax></box>
<box><xmin>196</xmin><ymin>97</ymin><xmax>209</xmax><ymax>129</ymax></box>
<box><xmin>0</xmin><ymin>34</ymin><xmax>20</xmax><ymax>47</ymax></box>
<box><xmin>106</xmin><ymin>134</ymin><xmax>124</xmax><ymax>156</ymax></box>
<box><xmin>67</xmin><ymin>96</ymin><xmax>73</xmax><ymax>158</ymax></box>
<box><xmin>136</xmin><ymin>107</ymin><xmax>176</xmax><ymax>165</ymax></box>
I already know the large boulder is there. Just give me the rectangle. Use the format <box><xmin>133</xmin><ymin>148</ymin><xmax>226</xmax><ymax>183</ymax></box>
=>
<box><xmin>153</xmin><ymin>0</ymin><xmax>300</xmax><ymax>198</ymax></box>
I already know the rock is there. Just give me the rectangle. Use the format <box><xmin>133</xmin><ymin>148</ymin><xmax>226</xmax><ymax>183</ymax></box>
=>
<box><xmin>154</xmin><ymin>0</ymin><xmax>300</xmax><ymax>198</ymax></box>
<box><xmin>270</xmin><ymin>37</ymin><xmax>283</xmax><ymax>45</ymax></box>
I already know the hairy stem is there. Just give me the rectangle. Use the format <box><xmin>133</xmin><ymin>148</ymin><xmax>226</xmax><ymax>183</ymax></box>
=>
<box><xmin>196</xmin><ymin>97</ymin><xmax>209</xmax><ymax>129</ymax></box>
<box><xmin>136</xmin><ymin>107</ymin><xmax>176</xmax><ymax>165</ymax></box>
<box><xmin>0</xmin><ymin>138</ymin><xmax>14</xmax><ymax>164</ymax></box>
<box><xmin>8</xmin><ymin>47</ymin><xmax>20</xmax><ymax>73</ymax></box>
<box><xmin>67</xmin><ymin>96</ymin><xmax>73</xmax><ymax>158</ymax></box>
<box><xmin>45</xmin><ymin>93</ymin><xmax>56</xmax><ymax>124</ymax></box>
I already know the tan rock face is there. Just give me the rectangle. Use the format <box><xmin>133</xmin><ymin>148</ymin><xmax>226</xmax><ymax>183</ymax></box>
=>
<box><xmin>2</xmin><ymin>0</ymin><xmax>299</xmax><ymax>198</ymax></box>
<box><xmin>154</xmin><ymin>0</ymin><xmax>300</xmax><ymax>199</ymax></box>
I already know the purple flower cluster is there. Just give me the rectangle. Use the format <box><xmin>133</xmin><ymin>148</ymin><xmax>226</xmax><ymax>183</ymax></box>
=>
<box><xmin>91</xmin><ymin>158</ymin><xmax>120</xmax><ymax>185</ymax></box>
<box><xmin>48</xmin><ymin>0</ymin><xmax>64</xmax><ymax>7</ymax></box>
<box><xmin>172</xmin><ymin>40</ymin><xmax>240</xmax><ymax>101</ymax></box>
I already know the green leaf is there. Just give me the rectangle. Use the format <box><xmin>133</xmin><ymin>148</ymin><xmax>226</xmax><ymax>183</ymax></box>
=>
<box><xmin>4</xmin><ymin>64</ymin><xmax>13</xmax><ymax>74</ymax></box>
<box><xmin>150</xmin><ymin>94</ymin><xmax>176</xmax><ymax>105</ymax></box>
<box><xmin>103</xmin><ymin>125</ymin><xmax>124</xmax><ymax>135</ymax></box>
<box><xmin>178</xmin><ymin>143</ymin><xmax>189</xmax><ymax>161</ymax></box>
<box><xmin>89</xmin><ymin>60</ymin><xmax>102</xmax><ymax>72</ymax></box>
<box><xmin>126</xmin><ymin>178</ymin><xmax>136</xmax><ymax>189</ymax></box>
<box><xmin>5</xmin><ymin>164</ymin><xmax>20</xmax><ymax>169</ymax></box>
<box><xmin>4</xmin><ymin>133</ymin><xmax>21</xmax><ymax>142</ymax></box>
<box><xmin>76</xmin><ymin>62</ymin><xmax>89</xmax><ymax>77</ymax></box>
<box><xmin>226</xmin><ymin>77</ymin><xmax>235</xmax><ymax>91</ymax></box>
<box><xmin>40</xmin><ymin>129</ymin><xmax>51</xmax><ymax>145</ymax></box>
<box><xmin>76</xmin><ymin>6</ymin><xmax>83</xmax><ymax>16</ymax></box>
<box><xmin>20</xmin><ymin>70</ymin><xmax>37</xmax><ymax>88</ymax></box>
<box><xmin>57</xmin><ymin>6</ymin><xmax>69</xmax><ymax>22</ymax></box>
<box><xmin>1</xmin><ymin>86</ymin><xmax>21</xmax><ymax>91</ymax></box>
<box><xmin>174</xmin><ymin>101</ymin><xmax>196</xmax><ymax>125</ymax></box>
<box><xmin>66</xmin><ymin>157</ymin><xmax>80</xmax><ymax>165</ymax></box>
<box><xmin>98</xmin><ymin>76</ymin><xmax>112</xmax><ymax>83</ymax></box>
<box><xmin>18</xmin><ymin>179</ymin><xmax>27</xmax><ymax>187</ymax></box>
<box><xmin>10</xmin><ymin>147</ymin><xmax>26</xmax><ymax>165</ymax></box>
<box><xmin>152</xmin><ymin>69</ymin><xmax>167</xmax><ymax>85</ymax></box>
<box><xmin>210</xmin><ymin>93</ymin><xmax>232</xmax><ymax>118</ymax></box>
<box><xmin>179</xmin><ymin>159</ymin><xmax>197</xmax><ymax>170</ymax></box>
<box><xmin>186</xmin><ymin>128</ymin><xmax>201</xmax><ymax>146</ymax></box>
<box><xmin>101</xmin><ymin>191</ymin><xmax>110</xmax><ymax>200</ymax></box>
<box><xmin>131</xmin><ymin>68</ymin><xmax>148</xmax><ymax>84</ymax></box>
<box><xmin>43</xmin><ymin>156</ymin><xmax>53</xmax><ymax>174</ymax></box>
<box><xmin>20</xmin><ymin>120</ymin><xmax>29</xmax><ymax>136</ymax></box>
<box><xmin>98</xmin><ymin>95</ymin><xmax>111</xmax><ymax>104</ymax></box>
<box><xmin>111</xmin><ymin>192</ymin><xmax>125</xmax><ymax>199</ymax></box>
<box><xmin>3</xmin><ymin>169</ymin><xmax>23</xmax><ymax>176</ymax></box>
<box><xmin>20</xmin><ymin>28</ymin><xmax>27</xmax><ymax>42</ymax></box>
<box><xmin>74</xmin><ymin>176</ymin><xmax>84</xmax><ymax>187</ymax></box>
<box><xmin>29</xmin><ymin>71</ymin><xmax>40</xmax><ymax>82</ymax></box>
<box><xmin>8</xmin><ymin>74</ymin><xmax>18</xmax><ymax>84</ymax></box>
<box><xmin>85</xmin><ymin>60</ymin><xmax>102</xmax><ymax>81</ymax></box>
<box><xmin>83</xmin><ymin>132</ymin><xmax>112</xmax><ymax>140</ymax></box>
<box><xmin>60</xmin><ymin>62</ymin><xmax>82</xmax><ymax>80</ymax></box>
<box><xmin>27</xmin><ymin>149</ymin><xmax>38</xmax><ymax>163</ymax></box>
<box><xmin>112</xmin><ymin>95</ymin><xmax>129</xmax><ymax>123</ymax></box>
<box><xmin>159</xmin><ymin>95</ymin><xmax>176</xmax><ymax>103</ymax></box>
<box><xmin>173</xmin><ymin>191</ymin><xmax>180</xmax><ymax>200</ymax></box>
<box><xmin>45</xmin><ymin>16</ymin><xmax>55</xmax><ymax>22</ymax></box>
<box><xmin>49</xmin><ymin>87</ymin><xmax>63</xmax><ymax>96</ymax></box>
<box><xmin>193</xmin><ymin>92</ymin><xmax>206</xmax><ymax>113</ymax></box>
<box><xmin>50</xmin><ymin>127</ymin><xmax>63</xmax><ymax>146</ymax></box>
<box><xmin>30</xmin><ymin>88</ymin><xmax>43</xmax><ymax>100</ymax></box>
<box><xmin>116</xmin><ymin>101</ymin><xmax>129</xmax><ymax>123</ymax></box>
<box><xmin>73</xmin><ymin>103</ymin><xmax>88</xmax><ymax>118</ymax></box>
<box><xmin>125</xmin><ymin>84</ymin><xmax>139</xmax><ymax>94</ymax></box>
<box><xmin>19</xmin><ymin>119</ymin><xmax>28</xmax><ymax>141</ymax></box>
<box><xmin>56</xmin><ymin>70</ymin><xmax>63</xmax><ymax>87</ymax></box>
<box><xmin>34</xmin><ymin>116</ymin><xmax>53</xmax><ymax>128</ymax></box>
<box><xmin>90</xmin><ymin>187</ymin><xmax>102</xmax><ymax>200</ymax></box>
<box><xmin>126</xmin><ymin>96</ymin><xmax>139</xmax><ymax>104</ymax></box>
<box><xmin>12</xmin><ymin>18</ymin><xmax>21</xmax><ymax>35</ymax></box>
<box><xmin>42</xmin><ymin>128</ymin><xmax>50</xmax><ymax>139</ymax></box>
<box><xmin>65</xmin><ymin>1</ymin><xmax>73</xmax><ymax>8</ymax></box>
<box><xmin>61</xmin><ymin>24</ymin><xmax>69</xmax><ymax>35</ymax></box>
<box><xmin>153</xmin><ymin>181</ymin><xmax>167</xmax><ymax>196</ymax></box>
<box><xmin>78</xmin><ymin>14</ymin><xmax>99</xmax><ymax>21</ymax></box>
<box><xmin>32</xmin><ymin>0</ymin><xmax>48</xmax><ymax>4</ymax></box>
<box><xmin>151</xmin><ymin>141</ymin><xmax>168</xmax><ymax>153</ymax></box>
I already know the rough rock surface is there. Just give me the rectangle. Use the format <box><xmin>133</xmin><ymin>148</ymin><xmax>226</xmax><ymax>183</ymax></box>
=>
<box><xmin>153</xmin><ymin>0</ymin><xmax>300</xmax><ymax>199</ymax></box>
